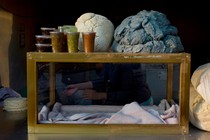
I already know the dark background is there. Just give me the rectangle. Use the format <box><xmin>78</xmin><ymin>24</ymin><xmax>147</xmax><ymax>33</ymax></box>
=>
<box><xmin>1</xmin><ymin>0</ymin><xmax>209</xmax><ymax>73</ymax></box>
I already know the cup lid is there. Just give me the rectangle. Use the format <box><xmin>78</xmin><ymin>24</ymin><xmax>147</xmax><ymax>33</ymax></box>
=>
<box><xmin>35</xmin><ymin>43</ymin><xmax>52</xmax><ymax>47</ymax></box>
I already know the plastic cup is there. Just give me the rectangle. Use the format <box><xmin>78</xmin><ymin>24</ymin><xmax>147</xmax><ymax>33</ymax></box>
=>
<box><xmin>66</xmin><ymin>32</ymin><xmax>80</xmax><ymax>53</ymax></box>
<box><xmin>40</xmin><ymin>27</ymin><xmax>56</xmax><ymax>35</ymax></box>
<box><xmin>35</xmin><ymin>44</ymin><xmax>52</xmax><ymax>52</ymax></box>
<box><xmin>35</xmin><ymin>35</ymin><xmax>51</xmax><ymax>44</ymax></box>
<box><xmin>82</xmin><ymin>32</ymin><xmax>96</xmax><ymax>53</ymax></box>
<box><xmin>50</xmin><ymin>31</ymin><xmax>64</xmax><ymax>53</ymax></box>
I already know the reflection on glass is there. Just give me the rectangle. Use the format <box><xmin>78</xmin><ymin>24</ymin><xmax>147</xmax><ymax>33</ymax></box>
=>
<box><xmin>37</xmin><ymin>63</ymin><xmax>180</xmax><ymax>106</ymax></box>
<box><xmin>62</xmin><ymin>63</ymin><xmax>152</xmax><ymax>106</ymax></box>
<box><xmin>37</xmin><ymin>62</ymin><xmax>180</xmax><ymax>124</ymax></box>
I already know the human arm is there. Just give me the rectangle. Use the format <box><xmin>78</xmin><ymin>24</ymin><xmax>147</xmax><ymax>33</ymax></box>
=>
<box><xmin>63</xmin><ymin>81</ymin><xmax>93</xmax><ymax>96</ymax></box>
<box><xmin>82</xmin><ymin>89</ymin><xmax>107</xmax><ymax>100</ymax></box>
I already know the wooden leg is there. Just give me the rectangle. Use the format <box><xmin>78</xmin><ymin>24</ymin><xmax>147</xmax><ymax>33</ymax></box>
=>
<box><xmin>167</xmin><ymin>64</ymin><xmax>173</xmax><ymax>104</ymax></box>
<box><xmin>49</xmin><ymin>62</ymin><xmax>55</xmax><ymax>106</ymax></box>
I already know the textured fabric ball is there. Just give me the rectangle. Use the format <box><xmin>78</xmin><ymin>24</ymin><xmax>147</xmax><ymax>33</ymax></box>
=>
<box><xmin>75</xmin><ymin>13</ymin><xmax>114</xmax><ymax>52</ymax></box>
<box><xmin>191</xmin><ymin>63</ymin><xmax>210</xmax><ymax>104</ymax></box>
<box><xmin>190</xmin><ymin>84</ymin><xmax>210</xmax><ymax>131</ymax></box>
<box><xmin>112</xmin><ymin>10</ymin><xmax>184</xmax><ymax>53</ymax></box>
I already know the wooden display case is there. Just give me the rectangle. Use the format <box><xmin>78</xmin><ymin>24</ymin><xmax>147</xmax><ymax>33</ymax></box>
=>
<box><xmin>27</xmin><ymin>52</ymin><xmax>191</xmax><ymax>135</ymax></box>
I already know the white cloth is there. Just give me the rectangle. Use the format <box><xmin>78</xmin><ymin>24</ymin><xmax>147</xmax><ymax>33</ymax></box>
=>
<box><xmin>38</xmin><ymin>105</ymin><xmax>49</xmax><ymax>121</ymax></box>
<box><xmin>105</xmin><ymin>101</ymin><xmax>164</xmax><ymax>124</ymax></box>
<box><xmin>38</xmin><ymin>101</ymin><xmax>179</xmax><ymax>124</ymax></box>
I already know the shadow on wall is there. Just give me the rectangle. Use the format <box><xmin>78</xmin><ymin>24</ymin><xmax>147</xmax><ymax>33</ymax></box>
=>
<box><xmin>0</xmin><ymin>8</ymin><xmax>13</xmax><ymax>88</ymax></box>
<box><xmin>0</xmin><ymin>7</ymin><xmax>36</xmax><ymax>96</ymax></box>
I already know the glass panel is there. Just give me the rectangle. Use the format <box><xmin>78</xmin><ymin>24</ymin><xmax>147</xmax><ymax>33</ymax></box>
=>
<box><xmin>37</xmin><ymin>62</ymin><xmax>180</xmax><ymax>124</ymax></box>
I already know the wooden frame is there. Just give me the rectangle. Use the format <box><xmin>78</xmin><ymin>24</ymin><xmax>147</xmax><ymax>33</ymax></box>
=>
<box><xmin>27</xmin><ymin>52</ymin><xmax>191</xmax><ymax>135</ymax></box>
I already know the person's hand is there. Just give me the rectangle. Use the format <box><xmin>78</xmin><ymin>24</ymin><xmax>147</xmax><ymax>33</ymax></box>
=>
<box><xmin>83</xmin><ymin>89</ymin><xmax>107</xmax><ymax>100</ymax></box>
<box><xmin>63</xmin><ymin>84</ymin><xmax>78</xmax><ymax>96</ymax></box>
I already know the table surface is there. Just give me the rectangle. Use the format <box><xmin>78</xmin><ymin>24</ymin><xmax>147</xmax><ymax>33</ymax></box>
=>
<box><xmin>0</xmin><ymin>108</ymin><xmax>210</xmax><ymax>140</ymax></box>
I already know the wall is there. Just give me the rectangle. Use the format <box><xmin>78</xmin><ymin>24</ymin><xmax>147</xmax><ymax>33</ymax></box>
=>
<box><xmin>0</xmin><ymin>1</ymin><xmax>36</xmax><ymax>94</ymax></box>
